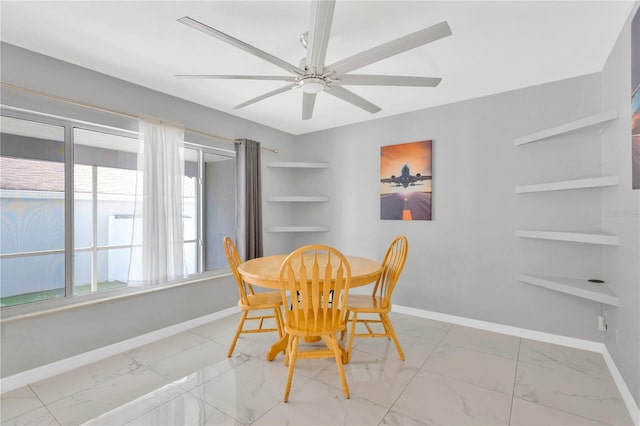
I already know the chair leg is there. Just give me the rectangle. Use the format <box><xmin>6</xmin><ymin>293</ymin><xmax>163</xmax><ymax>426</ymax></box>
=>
<box><xmin>345</xmin><ymin>312</ymin><xmax>358</xmax><ymax>364</ymax></box>
<box><xmin>274</xmin><ymin>308</ymin><xmax>286</xmax><ymax>355</ymax></box>
<box><xmin>228</xmin><ymin>310</ymin><xmax>248</xmax><ymax>358</ymax></box>
<box><xmin>382</xmin><ymin>313</ymin><xmax>405</xmax><ymax>361</ymax></box>
<box><xmin>380</xmin><ymin>313</ymin><xmax>392</xmax><ymax>340</ymax></box>
<box><xmin>340</xmin><ymin>310</ymin><xmax>351</xmax><ymax>340</ymax></box>
<box><xmin>284</xmin><ymin>334</ymin><xmax>291</xmax><ymax>366</ymax></box>
<box><xmin>283</xmin><ymin>336</ymin><xmax>299</xmax><ymax>403</ymax></box>
<box><xmin>326</xmin><ymin>334</ymin><xmax>350</xmax><ymax>399</ymax></box>
<box><xmin>274</xmin><ymin>307</ymin><xmax>284</xmax><ymax>338</ymax></box>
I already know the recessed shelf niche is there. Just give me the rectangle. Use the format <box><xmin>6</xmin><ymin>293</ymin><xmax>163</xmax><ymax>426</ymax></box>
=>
<box><xmin>514</xmin><ymin>110</ymin><xmax>619</xmax><ymax>307</ymax></box>
<box><xmin>266</xmin><ymin>161</ymin><xmax>330</xmax><ymax>233</ymax></box>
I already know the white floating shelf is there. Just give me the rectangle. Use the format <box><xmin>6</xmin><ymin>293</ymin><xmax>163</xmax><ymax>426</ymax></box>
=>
<box><xmin>515</xmin><ymin>176</ymin><xmax>619</xmax><ymax>193</ymax></box>
<box><xmin>266</xmin><ymin>196</ymin><xmax>329</xmax><ymax>202</ymax></box>
<box><xmin>268</xmin><ymin>226</ymin><xmax>330</xmax><ymax>233</ymax></box>
<box><xmin>514</xmin><ymin>110</ymin><xmax>618</xmax><ymax>146</ymax></box>
<box><xmin>267</xmin><ymin>162</ymin><xmax>329</xmax><ymax>169</ymax></box>
<box><xmin>516</xmin><ymin>230</ymin><xmax>619</xmax><ymax>246</ymax></box>
<box><xmin>518</xmin><ymin>274</ymin><xmax>619</xmax><ymax>307</ymax></box>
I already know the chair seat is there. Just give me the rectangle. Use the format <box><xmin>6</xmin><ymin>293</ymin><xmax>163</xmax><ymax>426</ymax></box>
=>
<box><xmin>284</xmin><ymin>310</ymin><xmax>346</xmax><ymax>337</ymax></box>
<box><xmin>239</xmin><ymin>291</ymin><xmax>283</xmax><ymax>309</ymax></box>
<box><xmin>346</xmin><ymin>294</ymin><xmax>390</xmax><ymax>313</ymax></box>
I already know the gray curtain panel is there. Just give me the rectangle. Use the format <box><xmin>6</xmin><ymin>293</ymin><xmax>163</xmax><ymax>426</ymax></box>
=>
<box><xmin>235</xmin><ymin>139</ymin><xmax>263</xmax><ymax>260</ymax></box>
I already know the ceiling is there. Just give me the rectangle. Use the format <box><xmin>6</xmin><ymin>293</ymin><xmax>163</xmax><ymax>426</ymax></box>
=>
<box><xmin>0</xmin><ymin>1</ymin><xmax>635</xmax><ymax>135</ymax></box>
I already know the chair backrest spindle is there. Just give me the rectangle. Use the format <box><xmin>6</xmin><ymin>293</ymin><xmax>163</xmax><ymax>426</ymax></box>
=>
<box><xmin>279</xmin><ymin>245</ymin><xmax>351</xmax><ymax>333</ymax></box>
<box><xmin>223</xmin><ymin>236</ymin><xmax>255</xmax><ymax>305</ymax></box>
<box><xmin>373</xmin><ymin>236</ymin><xmax>408</xmax><ymax>308</ymax></box>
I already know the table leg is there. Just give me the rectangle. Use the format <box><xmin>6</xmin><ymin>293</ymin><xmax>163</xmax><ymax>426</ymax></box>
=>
<box><xmin>267</xmin><ymin>334</ymin><xmax>288</xmax><ymax>361</ymax></box>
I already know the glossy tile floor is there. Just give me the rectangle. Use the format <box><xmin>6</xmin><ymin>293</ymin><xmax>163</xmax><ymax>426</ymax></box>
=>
<box><xmin>1</xmin><ymin>312</ymin><xmax>634</xmax><ymax>425</ymax></box>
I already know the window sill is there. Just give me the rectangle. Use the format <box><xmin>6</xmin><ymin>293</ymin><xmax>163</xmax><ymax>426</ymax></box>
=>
<box><xmin>0</xmin><ymin>270</ymin><xmax>232</xmax><ymax>323</ymax></box>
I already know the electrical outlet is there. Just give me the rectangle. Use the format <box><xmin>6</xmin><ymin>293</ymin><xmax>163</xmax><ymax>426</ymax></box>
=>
<box><xmin>598</xmin><ymin>315</ymin><xmax>607</xmax><ymax>332</ymax></box>
<box><xmin>598</xmin><ymin>310</ymin><xmax>608</xmax><ymax>333</ymax></box>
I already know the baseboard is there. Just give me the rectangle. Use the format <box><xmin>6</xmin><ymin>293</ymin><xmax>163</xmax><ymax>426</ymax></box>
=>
<box><xmin>3</xmin><ymin>303</ymin><xmax>637</xmax><ymax>425</ymax></box>
<box><xmin>393</xmin><ymin>304</ymin><xmax>639</xmax><ymax>425</ymax></box>
<box><xmin>603</xmin><ymin>346</ymin><xmax>640</xmax><ymax>425</ymax></box>
<box><xmin>0</xmin><ymin>306</ymin><xmax>240</xmax><ymax>394</ymax></box>
<box><xmin>392</xmin><ymin>305</ymin><xmax>604</xmax><ymax>351</ymax></box>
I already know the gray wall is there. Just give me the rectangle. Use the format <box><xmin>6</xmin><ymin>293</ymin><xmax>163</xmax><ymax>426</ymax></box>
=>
<box><xmin>0</xmin><ymin>42</ymin><xmax>296</xmax><ymax>377</ymax></box>
<box><xmin>601</xmin><ymin>5</ymin><xmax>640</xmax><ymax>405</ymax></box>
<box><xmin>1</xmin><ymin>31</ymin><xmax>638</xmax><ymax>408</ymax></box>
<box><xmin>0</xmin><ymin>276</ymin><xmax>238</xmax><ymax>377</ymax></box>
<box><xmin>294</xmin><ymin>74</ymin><xmax>607</xmax><ymax>341</ymax></box>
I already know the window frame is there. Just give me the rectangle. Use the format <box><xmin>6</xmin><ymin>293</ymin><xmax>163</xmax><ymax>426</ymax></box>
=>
<box><xmin>0</xmin><ymin>106</ymin><xmax>236</xmax><ymax>317</ymax></box>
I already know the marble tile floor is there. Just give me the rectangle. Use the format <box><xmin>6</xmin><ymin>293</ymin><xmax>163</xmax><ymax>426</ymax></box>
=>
<box><xmin>1</xmin><ymin>312</ymin><xmax>634</xmax><ymax>426</ymax></box>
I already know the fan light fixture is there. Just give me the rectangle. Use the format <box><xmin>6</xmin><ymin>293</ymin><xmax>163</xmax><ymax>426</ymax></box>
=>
<box><xmin>298</xmin><ymin>76</ymin><xmax>326</xmax><ymax>93</ymax></box>
<box><xmin>176</xmin><ymin>2</ymin><xmax>451</xmax><ymax>120</ymax></box>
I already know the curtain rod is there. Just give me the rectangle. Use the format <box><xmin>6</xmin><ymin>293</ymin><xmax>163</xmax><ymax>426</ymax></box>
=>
<box><xmin>0</xmin><ymin>82</ymin><xmax>279</xmax><ymax>154</ymax></box>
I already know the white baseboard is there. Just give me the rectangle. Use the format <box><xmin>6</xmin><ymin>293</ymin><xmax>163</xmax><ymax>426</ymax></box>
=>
<box><xmin>602</xmin><ymin>346</ymin><xmax>640</xmax><ymax>426</ymax></box>
<box><xmin>0</xmin><ymin>306</ymin><xmax>240</xmax><ymax>394</ymax></box>
<box><xmin>393</xmin><ymin>304</ymin><xmax>639</xmax><ymax>425</ymax></box>
<box><xmin>392</xmin><ymin>305</ymin><xmax>604</xmax><ymax>351</ymax></box>
<box><xmin>3</xmin><ymin>303</ymin><xmax>637</xmax><ymax>425</ymax></box>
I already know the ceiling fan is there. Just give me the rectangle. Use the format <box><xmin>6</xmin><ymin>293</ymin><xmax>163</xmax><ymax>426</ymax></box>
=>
<box><xmin>176</xmin><ymin>1</ymin><xmax>451</xmax><ymax>120</ymax></box>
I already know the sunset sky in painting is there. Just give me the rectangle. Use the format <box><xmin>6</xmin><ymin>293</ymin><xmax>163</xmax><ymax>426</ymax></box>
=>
<box><xmin>380</xmin><ymin>140</ymin><xmax>432</xmax><ymax>194</ymax></box>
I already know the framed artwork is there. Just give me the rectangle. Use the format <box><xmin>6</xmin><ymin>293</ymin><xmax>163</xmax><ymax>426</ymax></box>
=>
<box><xmin>380</xmin><ymin>140</ymin><xmax>432</xmax><ymax>220</ymax></box>
<box><xmin>632</xmin><ymin>7</ymin><xmax>639</xmax><ymax>189</ymax></box>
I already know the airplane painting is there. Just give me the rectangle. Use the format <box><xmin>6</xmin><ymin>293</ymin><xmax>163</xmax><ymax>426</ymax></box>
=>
<box><xmin>380</xmin><ymin>140</ymin><xmax>432</xmax><ymax>221</ymax></box>
<box><xmin>380</xmin><ymin>163</ymin><xmax>432</xmax><ymax>188</ymax></box>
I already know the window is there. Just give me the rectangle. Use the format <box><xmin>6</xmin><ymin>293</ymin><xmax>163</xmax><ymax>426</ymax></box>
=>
<box><xmin>0</xmin><ymin>110</ymin><xmax>236</xmax><ymax>308</ymax></box>
<box><xmin>73</xmin><ymin>128</ymin><xmax>140</xmax><ymax>295</ymax></box>
<box><xmin>0</xmin><ymin>116</ymin><xmax>66</xmax><ymax>307</ymax></box>
<box><xmin>201</xmin><ymin>151</ymin><xmax>236</xmax><ymax>270</ymax></box>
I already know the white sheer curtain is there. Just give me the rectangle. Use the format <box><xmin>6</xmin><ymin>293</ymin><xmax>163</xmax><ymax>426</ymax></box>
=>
<box><xmin>129</xmin><ymin>117</ymin><xmax>185</xmax><ymax>285</ymax></box>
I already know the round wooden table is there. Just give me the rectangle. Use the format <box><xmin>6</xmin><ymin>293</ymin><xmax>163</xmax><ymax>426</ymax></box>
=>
<box><xmin>237</xmin><ymin>254</ymin><xmax>382</xmax><ymax>360</ymax></box>
<box><xmin>238</xmin><ymin>254</ymin><xmax>382</xmax><ymax>289</ymax></box>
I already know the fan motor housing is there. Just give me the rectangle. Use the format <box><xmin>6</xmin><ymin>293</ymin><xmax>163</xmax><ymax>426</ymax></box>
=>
<box><xmin>298</xmin><ymin>76</ymin><xmax>327</xmax><ymax>93</ymax></box>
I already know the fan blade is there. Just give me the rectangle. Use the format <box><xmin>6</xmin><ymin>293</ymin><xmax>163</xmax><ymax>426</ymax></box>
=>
<box><xmin>336</xmin><ymin>74</ymin><xmax>441</xmax><ymax>87</ymax></box>
<box><xmin>306</xmin><ymin>0</ymin><xmax>336</xmax><ymax>74</ymax></box>
<box><xmin>234</xmin><ymin>84</ymin><xmax>296</xmax><ymax>109</ymax></box>
<box><xmin>324</xmin><ymin>86</ymin><xmax>381</xmax><ymax>114</ymax></box>
<box><xmin>176</xmin><ymin>74</ymin><xmax>296</xmax><ymax>82</ymax></box>
<box><xmin>178</xmin><ymin>16</ymin><xmax>305</xmax><ymax>76</ymax></box>
<box><xmin>302</xmin><ymin>93</ymin><xmax>317</xmax><ymax>120</ymax></box>
<box><xmin>325</xmin><ymin>21</ymin><xmax>451</xmax><ymax>77</ymax></box>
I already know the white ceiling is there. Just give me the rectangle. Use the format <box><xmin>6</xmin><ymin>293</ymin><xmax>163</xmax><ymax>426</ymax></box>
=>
<box><xmin>0</xmin><ymin>1</ymin><xmax>635</xmax><ymax>135</ymax></box>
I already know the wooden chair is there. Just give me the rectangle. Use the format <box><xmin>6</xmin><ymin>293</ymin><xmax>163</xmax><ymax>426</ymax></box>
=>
<box><xmin>223</xmin><ymin>236</ymin><xmax>284</xmax><ymax>358</ymax></box>
<box><xmin>342</xmin><ymin>236</ymin><xmax>408</xmax><ymax>363</ymax></box>
<box><xmin>279</xmin><ymin>245</ymin><xmax>352</xmax><ymax>402</ymax></box>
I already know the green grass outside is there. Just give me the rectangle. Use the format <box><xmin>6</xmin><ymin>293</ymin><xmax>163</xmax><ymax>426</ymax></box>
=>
<box><xmin>1</xmin><ymin>281</ymin><xmax>127</xmax><ymax>307</ymax></box>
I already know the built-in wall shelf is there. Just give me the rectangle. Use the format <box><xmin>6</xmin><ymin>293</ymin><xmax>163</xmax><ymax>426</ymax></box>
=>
<box><xmin>518</xmin><ymin>274</ymin><xmax>619</xmax><ymax>307</ymax></box>
<box><xmin>514</xmin><ymin>109</ymin><xmax>620</xmax><ymax>311</ymax></box>
<box><xmin>267</xmin><ymin>196</ymin><xmax>329</xmax><ymax>202</ymax></box>
<box><xmin>267</xmin><ymin>161</ymin><xmax>330</xmax><ymax>234</ymax></box>
<box><xmin>267</xmin><ymin>162</ymin><xmax>329</xmax><ymax>169</ymax></box>
<box><xmin>514</xmin><ymin>110</ymin><xmax>618</xmax><ymax>146</ymax></box>
<box><xmin>515</xmin><ymin>176</ymin><xmax>619</xmax><ymax>193</ymax></box>
<box><xmin>516</xmin><ymin>230</ymin><xmax>619</xmax><ymax>246</ymax></box>
<box><xmin>268</xmin><ymin>226</ymin><xmax>330</xmax><ymax>233</ymax></box>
